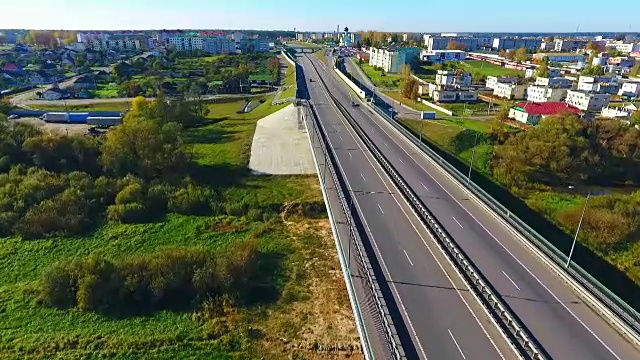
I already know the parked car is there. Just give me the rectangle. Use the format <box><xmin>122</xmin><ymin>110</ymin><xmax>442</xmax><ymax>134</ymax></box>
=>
<box><xmin>8</xmin><ymin>114</ymin><xmax>19</xmax><ymax>119</ymax></box>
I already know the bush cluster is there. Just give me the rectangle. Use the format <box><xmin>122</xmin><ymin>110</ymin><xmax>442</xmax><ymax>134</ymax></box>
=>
<box><xmin>38</xmin><ymin>242</ymin><xmax>281</xmax><ymax>315</ymax></box>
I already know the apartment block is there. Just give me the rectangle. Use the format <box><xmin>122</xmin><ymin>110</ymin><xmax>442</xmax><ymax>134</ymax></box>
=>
<box><xmin>486</xmin><ymin>75</ymin><xmax>518</xmax><ymax>90</ymax></box>
<box><xmin>421</xmin><ymin>50</ymin><xmax>467</xmax><ymax>63</ymax></box>
<box><xmin>535</xmin><ymin>77</ymin><xmax>572</xmax><ymax>88</ymax></box>
<box><xmin>527</xmin><ymin>85</ymin><xmax>568</xmax><ymax>102</ymax></box>
<box><xmin>423</xmin><ymin>35</ymin><xmax>491</xmax><ymax>51</ymax></box>
<box><xmin>618</xmin><ymin>81</ymin><xmax>640</xmax><ymax>98</ymax></box>
<box><xmin>435</xmin><ymin>70</ymin><xmax>472</xmax><ymax>88</ymax></box>
<box><xmin>492</xmin><ymin>37</ymin><xmax>542</xmax><ymax>51</ymax></box>
<box><xmin>493</xmin><ymin>83</ymin><xmax>526</xmax><ymax>99</ymax></box>
<box><xmin>565</xmin><ymin>90</ymin><xmax>611</xmax><ymax>111</ymax></box>
<box><xmin>554</xmin><ymin>39</ymin><xmax>589</xmax><ymax>52</ymax></box>
<box><xmin>369</xmin><ymin>47</ymin><xmax>420</xmax><ymax>73</ymax></box>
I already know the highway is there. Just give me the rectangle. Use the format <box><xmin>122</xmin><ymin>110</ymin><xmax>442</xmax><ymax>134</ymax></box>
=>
<box><xmin>299</xmin><ymin>53</ymin><xmax>517</xmax><ymax>360</ymax></box>
<box><xmin>308</xmin><ymin>51</ymin><xmax>640</xmax><ymax>359</ymax></box>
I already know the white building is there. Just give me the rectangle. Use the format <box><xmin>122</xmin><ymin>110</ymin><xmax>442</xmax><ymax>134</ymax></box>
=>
<box><xmin>420</xmin><ymin>50</ymin><xmax>467</xmax><ymax>63</ymax></box>
<box><xmin>433</xmin><ymin>90</ymin><xmax>458</xmax><ymax>102</ymax></box>
<box><xmin>525</xmin><ymin>68</ymin><xmax>561</xmax><ymax>78</ymax></box>
<box><xmin>436</xmin><ymin>70</ymin><xmax>472</xmax><ymax>89</ymax></box>
<box><xmin>618</xmin><ymin>81</ymin><xmax>640</xmax><ymax>98</ymax></box>
<box><xmin>486</xmin><ymin>75</ymin><xmax>517</xmax><ymax>90</ymax></box>
<box><xmin>601</xmin><ymin>106</ymin><xmax>635</xmax><ymax>119</ymax></box>
<box><xmin>89</xmin><ymin>38</ymin><xmax>143</xmax><ymax>51</ymax></box>
<box><xmin>527</xmin><ymin>85</ymin><xmax>568</xmax><ymax>103</ymax></box>
<box><xmin>204</xmin><ymin>37</ymin><xmax>236</xmax><ymax>54</ymax></box>
<box><xmin>535</xmin><ymin>77</ymin><xmax>572</xmax><ymax>88</ymax></box>
<box><xmin>368</xmin><ymin>47</ymin><xmax>420</xmax><ymax>73</ymax></box>
<box><xmin>577</xmin><ymin>75</ymin><xmax>619</xmax><ymax>94</ymax></box>
<box><xmin>509</xmin><ymin>101</ymin><xmax>581</xmax><ymax>125</ymax></box>
<box><xmin>565</xmin><ymin>90</ymin><xmax>611</xmax><ymax>111</ymax></box>
<box><xmin>605</xmin><ymin>42</ymin><xmax>640</xmax><ymax>54</ymax></box>
<box><xmin>494</xmin><ymin>83</ymin><xmax>526</xmax><ymax>99</ymax></box>
<box><xmin>166</xmin><ymin>36</ymin><xmax>205</xmax><ymax>51</ymax></box>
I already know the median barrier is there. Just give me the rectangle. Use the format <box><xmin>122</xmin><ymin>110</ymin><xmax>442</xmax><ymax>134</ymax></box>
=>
<box><xmin>333</xmin><ymin>68</ymin><xmax>366</xmax><ymax>99</ymax></box>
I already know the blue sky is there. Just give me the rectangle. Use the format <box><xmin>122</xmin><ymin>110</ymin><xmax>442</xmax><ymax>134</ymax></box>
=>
<box><xmin>2</xmin><ymin>0</ymin><xmax>638</xmax><ymax>32</ymax></box>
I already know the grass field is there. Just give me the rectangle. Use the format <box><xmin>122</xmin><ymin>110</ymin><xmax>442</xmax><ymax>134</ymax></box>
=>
<box><xmin>440</xmin><ymin>101</ymin><xmax>500</xmax><ymax>116</ymax></box>
<box><xmin>360</xmin><ymin>63</ymin><xmax>401</xmax><ymax>88</ymax></box>
<box><xmin>382</xmin><ymin>91</ymin><xmax>441</xmax><ymax>113</ymax></box>
<box><xmin>289</xmin><ymin>41</ymin><xmax>321</xmax><ymax>48</ymax></box>
<box><xmin>280</xmin><ymin>61</ymin><xmax>297</xmax><ymax>99</ymax></box>
<box><xmin>0</xmin><ymin>94</ymin><xmax>361</xmax><ymax>359</ymax></box>
<box><xmin>32</xmin><ymin>101</ymin><xmax>131</xmax><ymax>112</ymax></box>
<box><xmin>93</xmin><ymin>83</ymin><xmax>120</xmax><ymax>98</ymax></box>
<box><xmin>313</xmin><ymin>49</ymin><xmax>328</xmax><ymax>65</ymax></box>
<box><xmin>415</xmin><ymin>64</ymin><xmax>438</xmax><ymax>81</ymax></box>
<box><xmin>460</xmin><ymin>60</ymin><xmax>525</xmax><ymax>77</ymax></box>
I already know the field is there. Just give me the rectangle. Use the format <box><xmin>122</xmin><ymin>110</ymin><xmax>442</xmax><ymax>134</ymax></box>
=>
<box><xmin>360</xmin><ymin>63</ymin><xmax>401</xmax><ymax>88</ymax></box>
<box><xmin>440</xmin><ymin>101</ymin><xmax>501</xmax><ymax>116</ymax></box>
<box><xmin>280</xmin><ymin>61</ymin><xmax>297</xmax><ymax>99</ymax></box>
<box><xmin>0</xmin><ymin>94</ymin><xmax>361</xmax><ymax>359</ymax></box>
<box><xmin>382</xmin><ymin>91</ymin><xmax>442</xmax><ymax>113</ymax></box>
<box><xmin>93</xmin><ymin>83</ymin><xmax>120</xmax><ymax>98</ymax></box>
<box><xmin>460</xmin><ymin>60</ymin><xmax>525</xmax><ymax>77</ymax></box>
<box><xmin>313</xmin><ymin>50</ymin><xmax>328</xmax><ymax>65</ymax></box>
<box><xmin>32</xmin><ymin>101</ymin><xmax>131</xmax><ymax>112</ymax></box>
<box><xmin>415</xmin><ymin>64</ymin><xmax>438</xmax><ymax>81</ymax></box>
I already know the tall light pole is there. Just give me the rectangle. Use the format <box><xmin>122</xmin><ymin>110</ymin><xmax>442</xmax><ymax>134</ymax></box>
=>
<box><xmin>566</xmin><ymin>192</ymin><xmax>591</xmax><ymax>268</ymax></box>
<box><xmin>467</xmin><ymin>132</ymin><xmax>479</xmax><ymax>184</ymax></box>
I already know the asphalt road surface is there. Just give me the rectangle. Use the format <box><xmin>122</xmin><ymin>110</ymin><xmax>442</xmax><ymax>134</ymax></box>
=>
<box><xmin>300</xmin><ymin>53</ymin><xmax>517</xmax><ymax>360</ymax></box>
<box><xmin>305</xmin><ymin>52</ymin><xmax>640</xmax><ymax>360</ymax></box>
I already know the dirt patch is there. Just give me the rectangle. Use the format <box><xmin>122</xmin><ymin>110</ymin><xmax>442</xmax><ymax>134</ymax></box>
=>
<box><xmin>14</xmin><ymin>117</ymin><xmax>90</xmax><ymax>136</ymax></box>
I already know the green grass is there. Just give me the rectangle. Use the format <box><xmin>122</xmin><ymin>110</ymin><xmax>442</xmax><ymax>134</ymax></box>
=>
<box><xmin>313</xmin><ymin>49</ymin><xmax>328</xmax><ymax>65</ymax></box>
<box><xmin>0</xmin><ymin>93</ymin><xmax>360</xmax><ymax>359</ymax></box>
<box><xmin>31</xmin><ymin>102</ymin><xmax>131</xmax><ymax>112</ymax></box>
<box><xmin>460</xmin><ymin>60</ymin><xmax>525</xmax><ymax>77</ymax></box>
<box><xmin>288</xmin><ymin>41</ymin><xmax>320</xmax><ymax>48</ymax></box>
<box><xmin>360</xmin><ymin>62</ymin><xmax>401</xmax><ymax>88</ymax></box>
<box><xmin>415</xmin><ymin>64</ymin><xmax>438</xmax><ymax>81</ymax></box>
<box><xmin>382</xmin><ymin>91</ymin><xmax>441</xmax><ymax>113</ymax></box>
<box><xmin>280</xmin><ymin>61</ymin><xmax>297</xmax><ymax>99</ymax></box>
<box><xmin>440</xmin><ymin>101</ymin><xmax>499</xmax><ymax>116</ymax></box>
<box><xmin>93</xmin><ymin>84</ymin><xmax>120</xmax><ymax>98</ymax></box>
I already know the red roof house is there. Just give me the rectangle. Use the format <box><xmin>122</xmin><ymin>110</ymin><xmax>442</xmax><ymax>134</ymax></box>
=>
<box><xmin>509</xmin><ymin>101</ymin><xmax>581</xmax><ymax>125</ymax></box>
<box><xmin>2</xmin><ymin>63</ymin><xmax>23</xmax><ymax>72</ymax></box>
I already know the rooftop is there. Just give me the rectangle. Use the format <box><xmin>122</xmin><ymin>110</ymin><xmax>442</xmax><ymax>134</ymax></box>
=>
<box><xmin>513</xmin><ymin>102</ymin><xmax>581</xmax><ymax>115</ymax></box>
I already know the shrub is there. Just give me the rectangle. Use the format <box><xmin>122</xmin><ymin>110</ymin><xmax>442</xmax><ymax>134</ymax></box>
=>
<box><xmin>246</xmin><ymin>208</ymin><xmax>264</xmax><ymax>222</ymax></box>
<box><xmin>168</xmin><ymin>184</ymin><xmax>212</xmax><ymax>215</ymax></box>
<box><xmin>225</xmin><ymin>202</ymin><xmax>248</xmax><ymax>217</ymax></box>
<box><xmin>107</xmin><ymin>202</ymin><xmax>150</xmax><ymax>223</ymax></box>
<box><xmin>115</xmin><ymin>183</ymin><xmax>145</xmax><ymax>205</ymax></box>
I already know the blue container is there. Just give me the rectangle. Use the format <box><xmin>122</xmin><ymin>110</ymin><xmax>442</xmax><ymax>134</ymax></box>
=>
<box><xmin>68</xmin><ymin>112</ymin><xmax>90</xmax><ymax>123</ymax></box>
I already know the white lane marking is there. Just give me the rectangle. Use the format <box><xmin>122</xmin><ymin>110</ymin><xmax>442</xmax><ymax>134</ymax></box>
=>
<box><xmin>398</xmin><ymin>157</ymin><xmax>404</xmax><ymax>164</ymax></box>
<box><xmin>384</xmin><ymin>141</ymin><xmax>388</xmax><ymax>147</ymax></box>
<box><xmin>316</xmin><ymin>72</ymin><xmax>505</xmax><ymax>359</ymax></box>
<box><xmin>339</xmin><ymin>135</ymin><xmax>344</xmax><ymax>141</ymax></box>
<box><xmin>421</xmin><ymin>182</ymin><xmax>429</xmax><ymax>191</ymax></box>
<box><xmin>377</xmin><ymin>203</ymin><xmax>384</xmax><ymax>215</ymax></box>
<box><xmin>404</xmin><ymin>249</ymin><xmax>414</xmax><ymax>266</ymax></box>
<box><xmin>361</xmin><ymin>96</ymin><xmax>624</xmax><ymax>360</ymax></box>
<box><xmin>448</xmin><ymin>329</ymin><xmax>467</xmax><ymax>359</ymax></box>
<box><xmin>452</xmin><ymin>216</ymin><xmax>464</xmax><ymax>228</ymax></box>
<box><xmin>502</xmin><ymin>271</ymin><xmax>521</xmax><ymax>291</ymax></box>
<box><xmin>349</xmin><ymin>152</ymin><xmax>352</xmax><ymax>159</ymax></box>
<box><xmin>360</xmin><ymin>173</ymin><xmax>366</xmax><ymax>182</ymax></box>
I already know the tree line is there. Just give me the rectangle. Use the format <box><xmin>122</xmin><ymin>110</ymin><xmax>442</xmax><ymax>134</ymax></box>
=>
<box><xmin>0</xmin><ymin>95</ymin><xmax>218</xmax><ymax>239</ymax></box>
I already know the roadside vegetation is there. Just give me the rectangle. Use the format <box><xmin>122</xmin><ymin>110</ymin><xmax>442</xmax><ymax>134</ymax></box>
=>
<box><xmin>402</xmin><ymin>111</ymin><xmax>640</xmax><ymax>287</ymax></box>
<box><xmin>0</xmin><ymin>95</ymin><xmax>361</xmax><ymax>359</ymax></box>
<box><xmin>359</xmin><ymin>62</ymin><xmax>401</xmax><ymax>88</ymax></box>
<box><xmin>33</xmin><ymin>101</ymin><xmax>131</xmax><ymax>112</ymax></box>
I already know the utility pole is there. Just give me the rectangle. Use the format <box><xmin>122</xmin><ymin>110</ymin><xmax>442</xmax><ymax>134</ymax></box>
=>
<box><xmin>566</xmin><ymin>192</ymin><xmax>591</xmax><ymax>268</ymax></box>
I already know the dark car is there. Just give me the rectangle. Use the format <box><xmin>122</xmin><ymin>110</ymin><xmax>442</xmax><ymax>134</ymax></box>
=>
<box><xmin>351</xmin><ymin>101</ymin><xmax>359</xmax><ymax>107</ymax></box>
<box><xmin>309</xmin><ymin>78</ymin><xmax>314</xmax><ymax>82</ymax></box>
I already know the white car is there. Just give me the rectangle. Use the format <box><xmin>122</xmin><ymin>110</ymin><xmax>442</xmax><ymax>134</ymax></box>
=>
<box><xmin>8</xmin><ymin>114</ymin><xmax>19</xmax><ymax>120</ymax></box>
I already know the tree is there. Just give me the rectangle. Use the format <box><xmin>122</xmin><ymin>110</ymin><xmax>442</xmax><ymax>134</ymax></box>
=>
<box><xmin>545</xmin><ymin>36</ymin><xmax>555</xmax><ymax>43</ymax></box>
<box><xmin>499</xmin><ymin>49</ymin><xmax>507</xmax><ymax>58</ymax></box>
<box><xmin>629</xmin><ymin>63</ymin><xmax>640</xmax><ymax>78</ymax></box>
<box><xmin>536</xmin><ymin>57</ymin><xmax>550</xmax><ymax>78</ymax></box>
<box><xmin>401</xmin><ymin>77</ymin><xmax>418</xmax><ymax>100</ymax></box>
<box><xmin>399</xmin><ymin>64</ymin><xmax>413</xmax><ymax>80</ymax></box>
<box><xmin>632</xmin><ymin>112</ymin><xmax>640</xmax><ymax>127</ymax></box>
<box><xmin>504</xmin><ymin>50</ymin><xmax>515</xmax><ymax>61</ymax></box>
<box><xmin>582</xmin><ymin>65</ymin><xmax>605</xmax><ymax>76</ymax></box>
<box><xmin>267</xmin><ymin>57</ymin><xmax>280</xmax><ymax>79</ymax></box>
<box><xmin>514</xmin><ymin>48</ymin><xmax>530</xmax><ymax>63</ymax></box>
<box><xmin>586</xmin><ymin>41</ymin><xmax>600</xmax><ymax>52</ymax></box>
<box><xmin>447</xmin><ymin>41</ymin><xmax>467</xmax><ymax>51</ymax></box>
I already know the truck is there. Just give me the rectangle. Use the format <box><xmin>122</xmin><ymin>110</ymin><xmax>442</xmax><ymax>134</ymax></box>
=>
<box><xmin>421</xmin><ymin>111</ymin><xmax>437</xmax><ymax>120</ymax></box>
<box><xmin>86</xmin><ymin>117</ymin><xmax>122</xmax><ymax>127</ymax></box>
<box><xmin>41</xmin><ymin>112</ymin><xmax>70</xmax><ymax>123</ymax></box>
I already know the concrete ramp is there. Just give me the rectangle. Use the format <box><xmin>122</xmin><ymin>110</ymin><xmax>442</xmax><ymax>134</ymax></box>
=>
<box><xmin>248</xmin><ymin>104</ymin><xmax>316</xmax><ymax>175</ymax></box>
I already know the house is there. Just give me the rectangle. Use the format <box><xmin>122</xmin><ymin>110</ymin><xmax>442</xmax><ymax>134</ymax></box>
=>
<box><xmin>3</xmin><ymin>63</ymin><xmax>23</xmax><ymax>72</ymax></box>
<box><xmin>493</xmin><ymin>83</ymin><xmax>526</xmax><ymax>99</ymax></box>
<box><xmin>527</xmin><ymin>85</ymin><xmax>568</xmax><ymax>103</ymax></box>
<box><xmin>61</xmin><ymin>57</ymin><xmax>75</xmax><ymax>66</ymax></box>
<box><xmin>618</xmin><ymin>81</ymin><xmax>640</xmax><ymax>98</ymax></box>
<box><xmin>29</xmin><ymin>70</ymin><xmax>58</xmax><ymax>85</ymax></box>
<box><xmin>486</xmin><ymin>75</ymin><xmax>517</xmax><ymax>90</ymax></box>
<box><xmin>565</xmin><ymin>90</ymin><xmax>611</xmax><ymax>111</ymax></box>
<box><xmin>525</xmin><ymin>68</ymin><xmax>561</xmax><ymax>78</ymax></box>
<box><xmin>509</xmin><ymin>102</ymin><xmax>581</xmax><ymax>125</ymax></box>
<box><xmin>42</xmin><ymin>87</ymin><xmax>67</xmax><ymax>100</ymax></box>
<box><xmin>77</xmin><ymin>89</ymin><xmax>93</xmax><ymax>99</ymax></box>
<box><xmin>435</xmin><ymin>70</ymin><xmax>472</xmax><ymax>89</ymax></box>
<box><xmin>601</xmin><ymin>106</ymin><xmax>634</xmax><ymax>119</ymax></box>
<box><xmin>71</xmin><ymin>75</ymin><xmax>97</xmax><ymax>90</ymax></box>
<box><xmin>577</xmin><ymin>76</ymin><xmax>620</xmax><ymax>94</ymax></box>
<box><xmin>433</xmin><ymin>90</ymin><xmax>458</xmax><ymax>102</ymax></box>
<box><xmin>535</xmin><ymin>77</ymin><xmax>572</xmax><ymax>88</ymax></box>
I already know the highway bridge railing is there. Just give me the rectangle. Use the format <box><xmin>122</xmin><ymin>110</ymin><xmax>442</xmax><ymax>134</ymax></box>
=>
<box><xmin>366</xmin><ymin>95</ymin><xmax>640</xmax><ymax>347</ymax></box>
<box><xmin>309</xmin><ymin>56</ymin><xmax>545</xmax><ymax>359</ymax></box>
<box><xmin>302</xmin><ymin>100</ymin><xmax>405</xmax><ymax>359</ymax></box>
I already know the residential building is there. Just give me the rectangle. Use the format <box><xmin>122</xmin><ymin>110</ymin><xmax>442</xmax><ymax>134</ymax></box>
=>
<box><xmin>592</xmin><ymin>53</ymin><xmax>609</xmax><ymax>66</ymax></box>
<box><xmin>238</xmin><ymin>37</ymin><xmax>270</xmax><ymax>53</ymax></box>
<box><xmin>458</xmin><ymin>90</ymin><xmax>478</xmax><ymax>102</ymax></box>
<box><xmin>605</xmin><ymin>41</ymin><xmax>640</xmax><ymax>54</ymax></box>
<box><xmin>553</xmin><ymin>39</ymin><xmax>589</xmax><ymax>52</ymax></box>
<box><xmin>432</xmin><ymin>90</ymin><xmax>458</xmax><ymax>102</ymax></box>
<box><xmin>29</xmin><ymin>70</ymin><xmax>58</xmax><ymax>85</ymax></box>
<box><xmin>90</xmin><ymin>36</ymin><xmax>145</xmax><ymax>51</ymax></box>
<box><xmin>203</xmin><ymin>37</ymin><xmax>236</xmax><ymax>54</ymax></box>
<box><xmin>527</xmin><ymin>85</ymin><xmax>568</xmax><ymax>103</ymax></box>
<box><xmin>486</xmin><ymin>75</ymin><xmax>517</xmax><ymax>90</ymax></box>
<box><xmin>436</xmin><ymin>70</ymin><xmax>472</xmax><ymax>89</ymax></box>
<box><xmin>493</xmin><ymin>83</ymin><xmax>526</xmax><ymax>99</ymax></box>
<box><xmin>608</xmin><ymin>56</ymin><xmax>636</xmax><ymax>68</ymax></box>
<box><xmin>71</xmin><ymin>75</ymin><xmax>97</xmax><ymax>90</ymax></box>
<box><xmin>525</xmin><ymin>68</ymin><xmax>561</xmax><ymax>78</ymax></box>
<box><xmin>42</xmin><ymin>87</ymin><xmax>67</xmax><ymax>100</ymax></box>
<box><xmin>565</xmin><ymin>90</ymin><xmax>611</xmax><ymax>111</ymax></box>
<box><xmin>231</xmin><ymin>31</ymin><xmax>246</xmax><ymax>43</ymax></box>
<box><xmin>420</xmin><ymin>49</ymin><xmax>467</xmax><ymax>63</ymax></box>
<box><xmin>601</xmin><ymin>106</ymin><xmax>634</xmax><ymax>119</ymax></box>
<box><xmin>509</xmin><ymin>101</ymin><xmax>581</xmax><ymax>125</ymax></box>
<box><xmin>423</xmin><ymin>35</ymin><xmax>491</xmax><ymax>51</ymax></box>
<box><xmin>368</xmin><ymin>47</ymin><xmax>420</xmax><ymax>73</ymax></box>
<box><xmin>166</xmin><ymin>36</ymin><xmax>205</xmax><ymax>51</ymax></box>
<box><xmin>618</xmin><ymin>81</ymin><xmax>640</xmax><ymax>98</ymax></box>
<box><xmin>532</xmin><ymin>53</ymin><xmax>586</xmax><ymax>63</ymax></box>
<box><xmin>535</xmin><ymin>77</ymin><xmax>572</xmax><ymax>88</ymax></box>
<box><xmin>492</xmin><ymin>37</ymin><xmax>542</xmax><ymax>51</ymax></box>
<box><xmin>577</xmin><ymin>75</ymin><xmax>619</xmax><ymax>94</ymax></box>
<box><xmin>3</xmin><ymin>63</ymin><xmax>23</xmax><ymax>73</ymax></box>
<box><xmin>296</xmin><ymin>33</ymin><xmax>308</xmax><ymax>42</ymax></box>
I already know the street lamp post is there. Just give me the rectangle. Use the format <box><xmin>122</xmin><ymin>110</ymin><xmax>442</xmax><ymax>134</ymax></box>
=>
<box><xmin>566</xmin><ymin>192</ymin><xmax>591</xmax><ymax>268</ymax></box>
<box><xmin>419</xmin><ymin>120</ymin><xmax>424</xmax><ymax>143</ymax></box>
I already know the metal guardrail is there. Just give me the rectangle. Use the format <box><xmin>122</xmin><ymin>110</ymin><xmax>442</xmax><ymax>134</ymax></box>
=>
<box><xmin>368</xmin><ymin>102</ymin><xmax>640</xmax><ymax>344</ymax></box>
<box><xmin>307</xmin><ymin>55</ymin><xmax>543</xmax><ymax>359</ymax></box>
<box><xmin>304</xmin><ymin>100</ymin><xmax>405</xmax><ymax>359</ymax></box>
